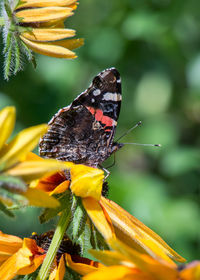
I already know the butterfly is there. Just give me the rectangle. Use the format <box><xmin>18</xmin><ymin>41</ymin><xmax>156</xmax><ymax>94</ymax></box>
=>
<box><xmin>39</xmin><ymin>67</ymin><xmax>123</xmax><ymax>168</ymax></box>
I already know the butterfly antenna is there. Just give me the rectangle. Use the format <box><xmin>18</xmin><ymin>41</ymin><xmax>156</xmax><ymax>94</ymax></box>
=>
<box><xmin>123</xmin><ymin>143</ymin><xmax>161</xmax><ymax>147</ymax></box>
<box><xmin>116</xmin><ymin>121</ymin><xmax>161</xmax><ymax>147</ymax></box>
<box><xmin>116</xmin><ymin>121</ymin><xmax>142</xmax><ymax>142</ymax></box>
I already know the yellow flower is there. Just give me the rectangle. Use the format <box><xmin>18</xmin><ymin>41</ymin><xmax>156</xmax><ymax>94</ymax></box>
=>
<box><xmin>16</xmin><ymin>0</ymin><xmax>83</xmax><ymax>58</ymax></box>
<box><xmin>100</xmin><ymin>196</ymin><xmax>185</xmax><ymax>264</ymax></box>
<box><xmin>1</xmin><ymin>0</ymin><xmax>83</xmax><ymax>79</ymax></box>
<box><xmin>0</xmin><ymin>231</ymin><xmax>103</xmax><ymax>280</ymax></box>
<box><xmin>83</xmin><ymin>239</ymin><xmax>200</xmax><ymax>280</ymax></box>
<box><xmin>0</xmin><ymin>106</ymin><xmax>70</xmax><ymax>208</ymax></box>
<box><xmin>32</xmin><ymin>163</ymin><xmax>115</xmax><ymax>240</ymax></box>
<box><xmin>32</xmin><ymin>165</ymin><xmax>185</xmax><ymax>264</ymax></box>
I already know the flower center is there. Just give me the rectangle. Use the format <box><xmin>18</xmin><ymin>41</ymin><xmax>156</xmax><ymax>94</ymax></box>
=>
<box><xmin>31</xmin><ymin>231</ymin><xmax>81</xmax><ymax>261</ymax></box>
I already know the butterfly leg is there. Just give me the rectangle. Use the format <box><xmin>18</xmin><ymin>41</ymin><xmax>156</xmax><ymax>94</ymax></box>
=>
<box><xmin>101</xmin><ymin>166</ymin><xmax>110</xmax><ymax>179</ymax></box>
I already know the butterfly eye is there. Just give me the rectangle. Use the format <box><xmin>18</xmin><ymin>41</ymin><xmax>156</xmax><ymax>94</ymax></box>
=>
<box><xmin>93</xmin><ymin>76</ymin><xmax>103</xmax><ymax>89</ymax></box>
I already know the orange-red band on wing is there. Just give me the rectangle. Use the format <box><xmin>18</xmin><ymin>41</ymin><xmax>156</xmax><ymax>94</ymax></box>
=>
<box><xmin>86</xmin><ymin>106</ymin><xmax>115</xmax><ymax>127</ymax></box>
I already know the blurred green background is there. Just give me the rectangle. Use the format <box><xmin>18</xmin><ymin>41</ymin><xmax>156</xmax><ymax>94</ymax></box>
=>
<box><xmin>0</xmin><ymin>0</ymin><xmax>199</xmax><ymax>261</ymax></box>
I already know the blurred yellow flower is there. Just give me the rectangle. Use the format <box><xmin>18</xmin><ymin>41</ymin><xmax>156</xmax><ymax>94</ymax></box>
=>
<box><xmin>83</xmin><ymin>239</ymin><xmax>200</xmax><ymax>280</ymax></box>
<box><xmin>16</xmin><ymin>0</ymin><xmax>83</xmax><ymax>58</ymax></box>
<box><xmin>0</xmin><ymin>0</ymin><xmax>84</xmax><ymax>79</ymax></box>
<box><xmin>0</xmin><ymin>231</ymin><xmax>102</xmax><ymax>280</ymax></box>
<box><xmin>0</xmin><ymin>106</ymin><xmax>70</xmax><ymax>208</ymax></box>
<box><xmin>0</xmin><ymin>106</ymin><xmax>47</xmax><ymax>172</ymax></box>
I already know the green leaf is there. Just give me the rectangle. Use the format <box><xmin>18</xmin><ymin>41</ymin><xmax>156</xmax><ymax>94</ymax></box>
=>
<box><xmin>4</xmin><ymin>36</ymin><xmax>13</xmax><ymax>80</ymax></box>
<box><xmin>90</xmin><ymin>221</ymin><xmax>109</xmax><ymax>251</ymax></box>
<box><xmin>4</xmin><ymin>44</ymin><xmax>12</xmax><ymax>81</ymax></box>
<box><xmin>77</xmin><ymin>222</ymin><xmax>91</xmax><ymax>255</ymax></box>
<box><xmin>0</xmin><ymin>188</ymin><xmax>27</xmax><ymax>207</ymax></box>
<box><xmin>39</xmin><ymin>191</ymin><xmax>72</xmax><ymax>224</ymax></box>
<box><xmin>64</xmin><ymin>266</ymin><xmax>81</xmax><ymax>280</ymax></box>
<box><xmin>0</xmin><ymin>17</ymin><xmax>5</xmax><ymax>27</ymax></box>
<box><xmin>4</xmin><ymin>32</ymin><xmax>12</xmax><ymax>50</ymax></box>
<box><xmin>0</xmin><ymin>201</ymin><xmax>15</xmax><ymax>217</ymax></box>
<box><xmin>16</xmin><ymin>0</ymin><xmax>25</xmax><ymax>8</ymax></box>
<box><xmin>71</xmin><ymin>197</ymin><xmax>87</xmax><ymax>241</ymax></box>
<box><xmin>89</xmin><ymin>220</ymin><xmax>98</xmax><ymax>250</ymax></box>
<box><xmin>0</xmin><ymin>175</ymin><xmax>27</xmax><ymax>193</ymax></box>
<box><xmin>0</xmin><ymin>175</ymin><xmax>27</xmax><ymax>208</ymax></box>
<box><xmin>95</xmin><ymin>229</ymin><xmax>109</xmax><ymax>250</ymax></box>
<box><xmin>4</xmin><ymin>0</ymin><xmax>12</xmax><ymax>18</ymax></box>
<box><xmin>14</xmin><ymin>37</ymin><xmax>21</xmax><ymax>74</ymax></box>
<box><xmin>21</xmin><ymin>40</ymin><xmax>33</xmax><ymax>61</ymax></box>
<box><xmin>31</xmin><ymin>56</ymin><xmax>37</xmax><ymax>69</ymax></box>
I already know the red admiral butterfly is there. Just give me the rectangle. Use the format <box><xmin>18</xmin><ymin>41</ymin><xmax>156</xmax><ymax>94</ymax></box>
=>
<box><xmin>39</xmin><ymin>68</ymin><xmax>124</xmax><ymax>168</ymax></box>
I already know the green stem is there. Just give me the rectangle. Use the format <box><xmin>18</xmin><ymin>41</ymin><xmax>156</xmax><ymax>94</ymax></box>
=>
<box><xmin>0</xmin><ymin>17</ymin><xmax>4</xmax><ymax>27</ymax></box>
<box><xmin>36</xmin><ymin>209</ymin><xmax>71</xmax><ymax>280</ymax></box>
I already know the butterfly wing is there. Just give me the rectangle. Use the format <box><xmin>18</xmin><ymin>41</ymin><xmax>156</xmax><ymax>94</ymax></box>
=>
<box><xmin>39</xmin><ymin>68</ymin><xmax>122</xmax><ymax>167</ymax></box>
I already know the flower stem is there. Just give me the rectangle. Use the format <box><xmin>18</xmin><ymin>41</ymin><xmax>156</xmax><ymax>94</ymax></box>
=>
<box><xmin>36</xmin><ymin>209</ymin><xmax>71</xmax><ymax>280</ymax></box>
<box><xmin>0</xmin><ymin>17</ymin><xmax>5</xmax><ymax>26</ymax></box>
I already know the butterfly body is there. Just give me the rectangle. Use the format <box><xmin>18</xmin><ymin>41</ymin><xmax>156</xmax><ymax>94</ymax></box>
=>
<box><xmin>39</xmin><ymin>68</ymin><xmax>123</xmax><ymax>168</ymax></box>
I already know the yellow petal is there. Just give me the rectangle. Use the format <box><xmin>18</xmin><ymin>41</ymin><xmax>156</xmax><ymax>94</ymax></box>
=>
<box><xmin>24</xmin><ymin>151</ymin><xmax>42</xmax><ymax>161</ymax></box>
<box><xmin>6</xmin><ymin>159</ymin><xmax>68</xmax><ymax>182</ymax></box>
<box><xmin>82</xmin><ymin>197</ymin><xmax>114</xmax><ymax>240</ymax></box>
<box><xmin>39</xmin><ymin>19</ymin><xmax>65</xmax><ymax>28</ymax></box>
<box><xmin>100</xmin><ymin>197</ymin><xmax>185</xmax><ymax>264</ymax></box>
<box><xmin>180</xmin><ymin>261</ymin><xmax>200</xmax><ymax>280</ymax></box>
<box><xmin>0</xmin><ymin>107</ymin><xmax>15</xmax><ymax>151</ymax></box>
<box><xmin>0</xmin><ymin>252</ymin><xmax>13</xmax><ymax>264</ymax></box>
<box><xmin>20</xmin><ymin>36</ymin><xmax>76</xmax><ymax>58</ymax></box>
<box><xmin>17</xmin><ymin>0</ymin><xmax>77</xmax><ymax>9</ymax></box>
<box><xmin>30</xmin><ymin>171</ymin><xmax>68</xmax><ymax>192</ymax></box>
<box><xmin>0</xmin><ymin>232</ymin><xmax>22</xmax><ymax>261</ymax></box>
<box><xmin>51</xmin><ymin>38</ymin><xmax>84</xmax><ymax>50</ymax></box>
<box><xmin>0</xmin><ymin>239</ymin><xmax>38</xmax><ymax>280</ymax></box>
<box><xmin>23</xmin><ymin>188</ymin><xmax>60</xmax><ymax>207</ymax></box>
<box><xmin>70</xmin><ymin>165</ymin><xmax>104</xmax><ymax>200</ymax></box>
<box><xmin>22</xmin><ymin>28</ymin><xmax>75</xmax><ymax>42</ymax></box>
<box><xmin>49</xmin><ymin>180</ymin><xmax>70</xmax><ymax>195</ymax></box>
<box><xmin>89</xmin><ymin>249</ymin><xmax>133</xmax><ymax>267</ymax></box>
<box><xmin>65</xmin><ymin>254</ymin><xmax>103</xmax><ymax>276</ymax></box>
<box><xmin>109</xmin><ymin>239</ymin><xmax>178</xmax><ymax>280</ymax></box>
<box><xmin>55</xmin><ymin>254</ymin><xmax>65</xmax><ymax>280</ymax></box>
<box><xmin>83</xmin><ymin>265</ymin><xmax>138</xmax><ymax>280</ymax></box>
<box><xmin>16</xmin><ymin>238</ymin><xmax>45</xmax><ymax>275</ymax></box>
<box><xmin>0</xmin><ymin>124</ymin><xmax>48</xmax><ymax>170</ymax></box>
<box><xmin>17</xmin><ymin>255</ymin><xmax>45</xmax><ymax>275</ymax></box>
<box><xmin>16</xmin><ymin>7</ymin><xmax>73</xmax><ymax>23</ymax></box>
<box><xmin>0</xmin><ymin>253</ymin><xmax>18</xmax><ymax>280</ymax></box>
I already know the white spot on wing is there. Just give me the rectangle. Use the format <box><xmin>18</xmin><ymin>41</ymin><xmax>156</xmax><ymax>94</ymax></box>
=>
<box><xmin>102</xmin><ymin>92</ymin><xmax>121</xmax><ymax>101</ymax></box>
<box><xmin>93</xmin><ymin>89</ymin><xmax>101</xmax><ymax>96</ymax></box>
